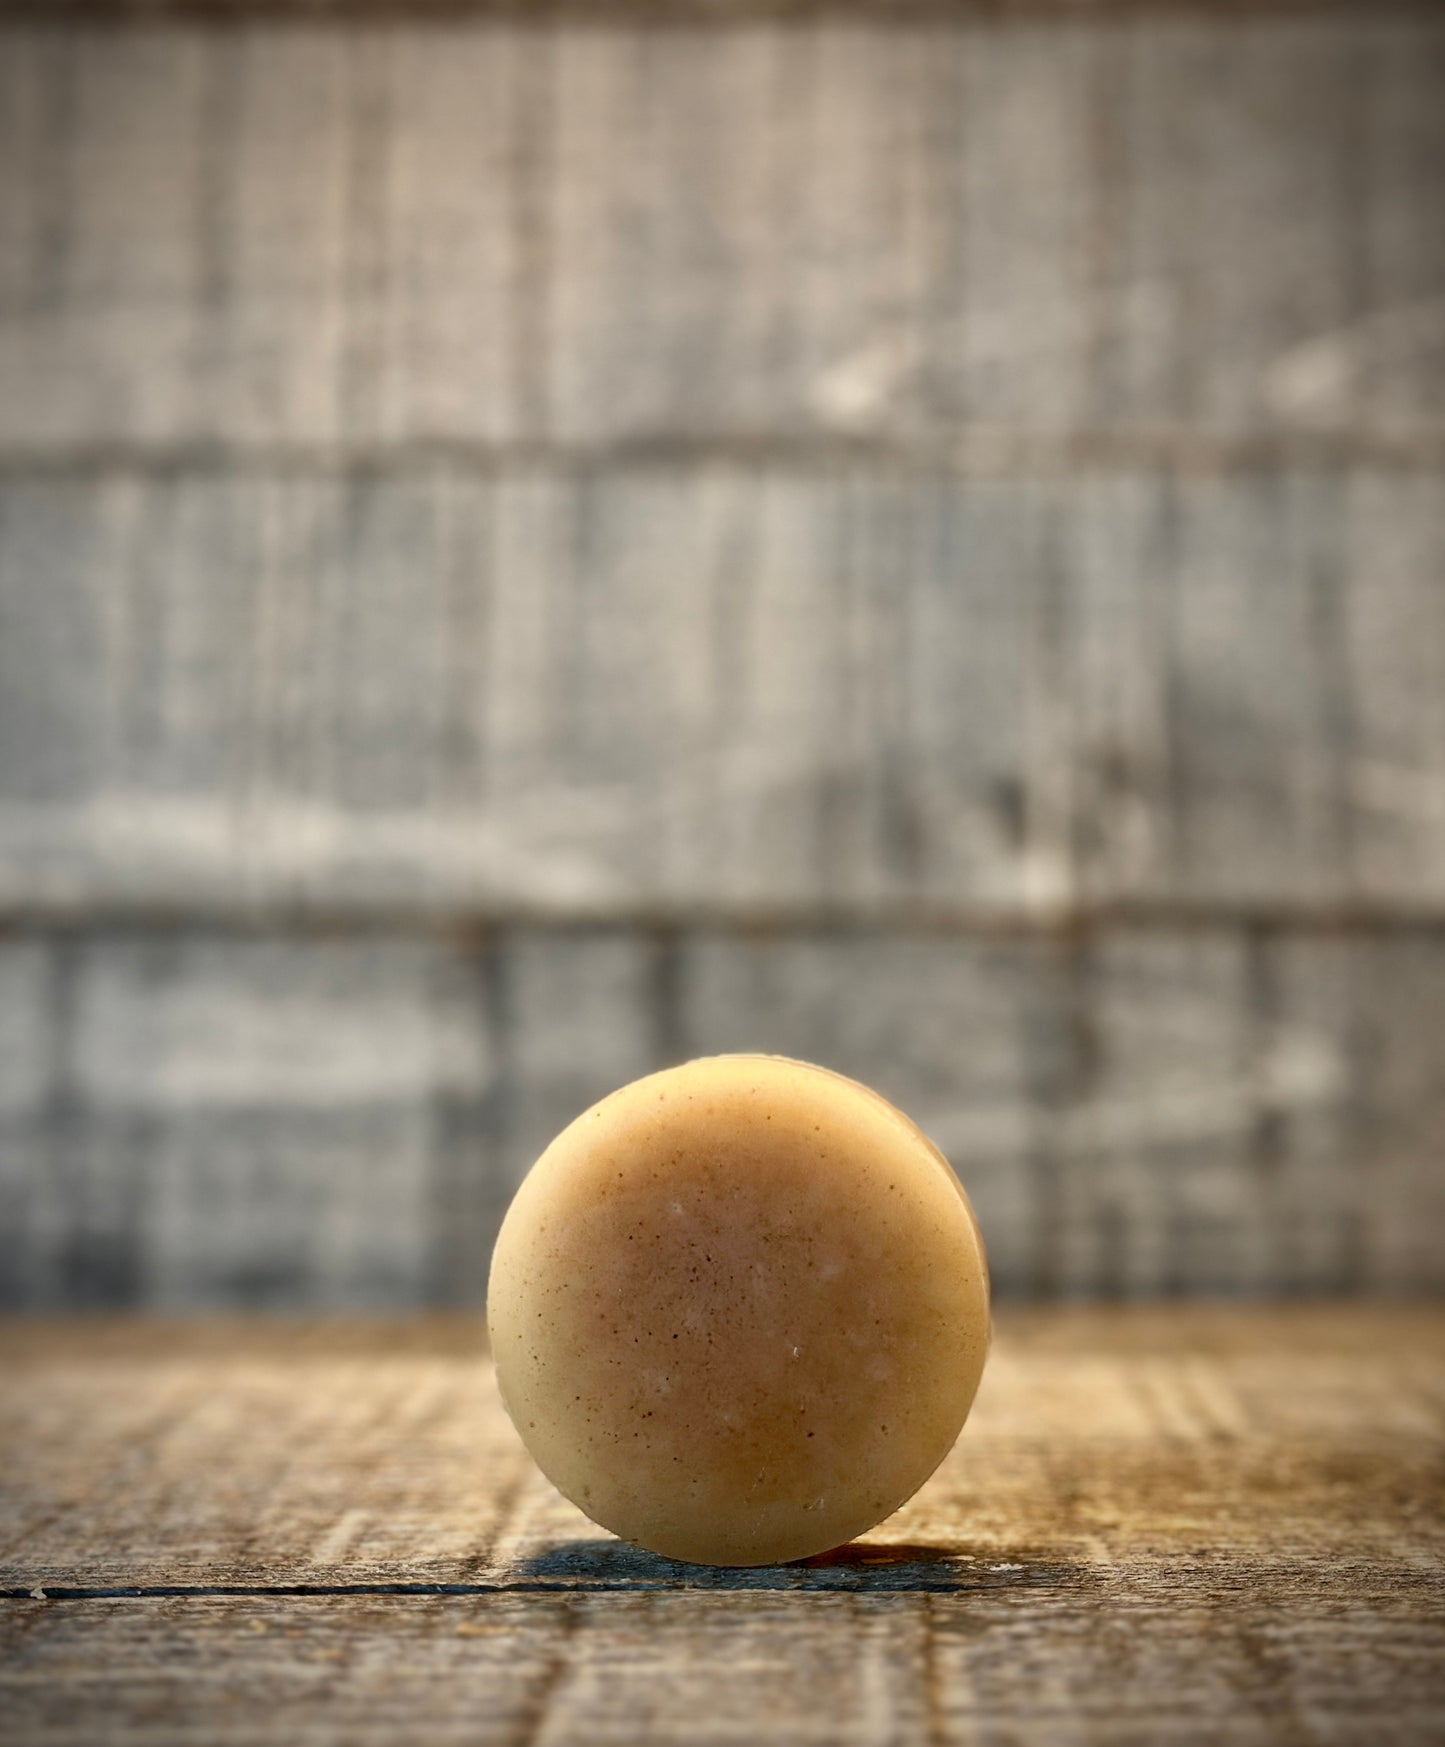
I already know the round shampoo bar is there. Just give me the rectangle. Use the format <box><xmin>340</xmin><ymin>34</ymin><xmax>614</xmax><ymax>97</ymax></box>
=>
<box><xmin>487</xmin><ymin>1054</ymin><xmax>990</xmax><ymax>1566</ymax></box>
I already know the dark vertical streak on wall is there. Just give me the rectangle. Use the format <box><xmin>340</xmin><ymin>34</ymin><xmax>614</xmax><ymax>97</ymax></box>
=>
<box><xmin>915</xmin><ymin>27</ymin><xmax>963</xmax><ymax>431</ymax></box>
<box><xmin>1151</xmin><ymin>473</ymin><xmax>1185</xmax><ymax>898</ymax></box>
<box><xmin>26</xmin><ymin>31</ymin><xmax>77</xmax><ymax>319</ymax></box>
<box><xmin>1026</xmin><ymin>934</ymin><xmax>1085</xmax><ymax>1301</ymax></box>
<box><xmin>1336</xmin><ymin>932</ymin><xmax>1374</xmax><ymax>1295</ymax></box>
<box><xmin>815</xmin><ymin>465</ymin><xmax>852</xmax><ymax>904</ymax></box>
<box><xmin>1308</xmin><ymin>480</ymin><xmax>1358</xmax><ymax>898</ymax></box>
<box><xmin>119</xmin><ymin>482</ymin><xmax>170</xmax><ymax>792</ymax></box>
<box><xmin>193</xmin><ymin>27</ymin><xmax>241</xmax><ymax>330</ymax></box>
<box><xmin>1029</xmin><ymin>487</ymin><xmax>1073</xmax><ymax>906</ymax></box>
<box><xmin>340</xmin><ymin>30</ymin><xmax>393</xmax><ymax>439</ymax></box>
<box><xmin>429</xmin><ymin>931</ymin><xmax>495</xmax><ymax>1306</ymax></box>
<box><xmin>1340</xmin><ymin>19</ymin><xmax>1374</xmax><ymax>363</ymax></box>
<box><xmin>761</xmin><ymin>27</ymin><xmax>814</xmax><ymax>425</ymax></box>
<box><xmin>47</xmin><ymin>932</ymin><xmax>132</xmax><ymax>1308</ymax></box>
<box><xmin>1243</xmin><ymin>920</ymin><xmax>1286</xmax><ymax>1282</ymax></box>
<box><xmin>647</xmin><ymin>924</ymin><xmax>686</xmax><ymax>1068</ymax></box>
<box><xmin>878</xmin><ymin>478</ymin><xmax>924</xmax><ymax>891</ymax></box>
<box><xmin>1066</xmin><ymin>930</ymin><xmax>1117</xmax><ymax>1299</ymax></box>
<box><xmin>1085</xmin><ymin>21</ymin><xmax>1129</xmax><ymax>427</ymax></box>
<box><xmin>437</xmin><ymin>470</ymin><xmax>492</xmax><ymax>815</ymax></box>
<box><xmin>561</xmin><ymin>468</ymin><xmax>596</xmax><ymax>787</ymax></box>
<box><xmin>705</xmin><ymin>469</ymin><xmax>757</xmax><ymax>889</ymax></box>
<box><xmin>509</xmin><ymin>24</ymin><xmax>557</xmax><ymax>439</ymax></box>
<box><xmin>331</xmin><ymin>475</ymin><xmax>366</xmax><ymax>812</ymax></box>
<box><xmin>1024</xmin><ymin>1031</ymin><xmax>1063</xmax><ymax>1301</ymax></box>
<box><xmin>1163</xmin><ymin>29</ymin><xmax>1208</xmax><ymax>425</ymax></box>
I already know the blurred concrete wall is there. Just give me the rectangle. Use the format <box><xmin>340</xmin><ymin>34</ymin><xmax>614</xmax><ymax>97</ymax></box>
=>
<box><xmin>0</xmin><ymin>5</ymin><xmax>1442</xmax><ymax>1305</ymax></box>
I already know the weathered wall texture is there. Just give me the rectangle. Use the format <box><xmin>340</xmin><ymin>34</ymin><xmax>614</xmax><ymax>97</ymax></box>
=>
<box><xmin>0</xmin><ymin>8</ymin><xmax>1442</xmax><ymax>1304</ymax></box>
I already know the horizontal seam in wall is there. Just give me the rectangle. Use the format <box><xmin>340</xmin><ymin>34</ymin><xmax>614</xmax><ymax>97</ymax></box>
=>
<box><xmin>3</xmin><ymin>902</ymin><xmax>1445</xmax><ymax>939</ymax></box>
<box><xmin>0</xmin><ymin>2</ymin><xmax>1433</xmax><ymax>30</ymax></box>
<box><xmin>0</xmin><ymin>433</ymin><xmax>1443</xmax><ymax>483</ymax></box>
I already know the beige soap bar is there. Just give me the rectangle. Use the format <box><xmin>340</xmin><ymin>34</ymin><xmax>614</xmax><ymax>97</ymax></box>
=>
<box><xmin>487</xmin><ymin>1054</ymin><xmax>990</xmax><ymax>1566</ymax></box>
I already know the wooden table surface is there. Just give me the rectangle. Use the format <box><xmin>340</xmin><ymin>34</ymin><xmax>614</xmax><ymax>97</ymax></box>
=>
<box><xmin>2</xmin><ymin>1307</ymin><xmax>1442</xmax><ymax>1745</ymax></box>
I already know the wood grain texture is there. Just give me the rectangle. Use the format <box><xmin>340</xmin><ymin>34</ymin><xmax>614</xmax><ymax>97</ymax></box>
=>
<box><xmin>0</xmin><ymin>17</ymin><xmax>1440</xmax><ymax>453</ymax></box>
<box><xmin>1</xmin><ymin>922</ymin><xmax>1442</xmax><ymax>1306</ymax></box>
<box><xmin>0</xmin><ymin>15</ymin><xmax>1440</xmax><ymax>920</ymax></box>
<box><xmin>0</xmin><ymin>1308</ymin><xmax>1442</xmax><ymax>1744</ymax></box>
<box><xmin>2</xmin><ymin>465</ymin><xmax>1443</xmax><ymax>916</ymax></box>
<box><xmin>0</xmin><ymin>10</ymin><xmax>1442</xmax><ymax>1315</ymax></box>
